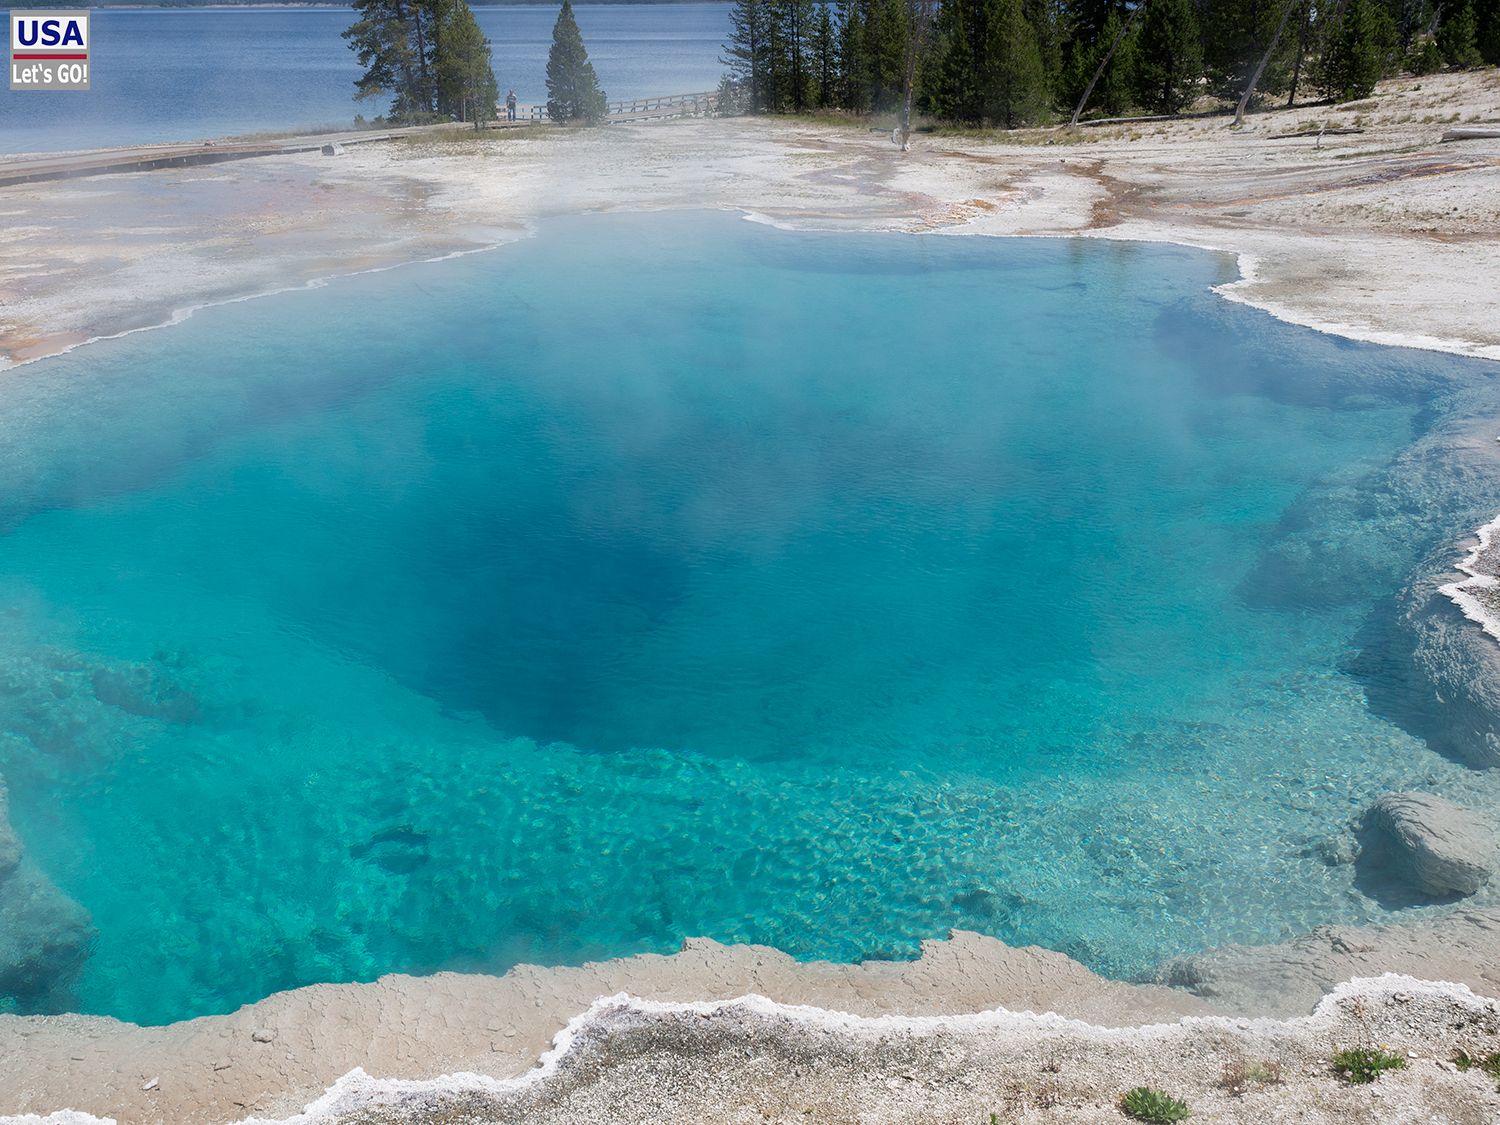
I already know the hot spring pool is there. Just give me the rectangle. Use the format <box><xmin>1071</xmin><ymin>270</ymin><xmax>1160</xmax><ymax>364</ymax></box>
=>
<box><xmin>2</xmin><ymin>212</ymin><xmax>1497</xmax><ymax>1024</ymax></box>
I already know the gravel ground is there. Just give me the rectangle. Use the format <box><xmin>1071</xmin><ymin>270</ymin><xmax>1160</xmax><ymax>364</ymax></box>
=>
<box><xmin>286</xmin><ymin>977</ymin><xmax>1500</xmax><ymax>1124</ymax></box>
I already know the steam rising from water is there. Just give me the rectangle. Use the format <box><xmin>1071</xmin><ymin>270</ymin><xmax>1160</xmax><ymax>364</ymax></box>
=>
<box><xmin>1</xmin><ymin>212</ymin><xmax>1498</xmax><ymax>1026</ymax></box>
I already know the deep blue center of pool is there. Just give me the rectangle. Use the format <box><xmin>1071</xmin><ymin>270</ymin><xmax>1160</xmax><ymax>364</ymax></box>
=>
<box><xmin>1</xmin><ymin>212</ymin><xmax>1494</xmax><ymax>1024</ymax></box>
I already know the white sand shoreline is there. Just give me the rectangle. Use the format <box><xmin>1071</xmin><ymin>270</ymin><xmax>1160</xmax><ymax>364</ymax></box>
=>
<box><xmin>6</xmin><ymin>926</ymin><xmax>1500</xmax><ymax>1124</ymax></box>
<box><xmin>0</xmin><ymin>237</ymin><xmax>531</xmax><ymax>375</ymax></box>
<box><xmin>228</xmin><ymin>977</ymin><xmax>1500</xmax><ymax>1123</ymax></box>
<box><xmin>1439</xmin><ymin>515</ymin><xmax>1500</xmax><ymax>642</ymax></box>
<box><xmin>202</xmin><ymin>978</ymin><xmax>1500</xmax><ymax>1123</ymax></box>
<box><xmin>5</xmin><ymin>947</ymin><xmax>1500</xmax><ymax>1124</ymax></box>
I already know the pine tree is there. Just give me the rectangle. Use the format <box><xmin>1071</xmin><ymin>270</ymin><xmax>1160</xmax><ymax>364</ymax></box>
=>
<box><xmin>812</xmin><ymin>3</ymin><xmax>840</xmax><ymax>106</ymax></box>
<box><xmin>928</xmin><ymin>0</ymin><xmax>989</xmax><ymax>121</ymax></box>
<box><xmin>1438</xmin><ymin>0</ymin><xmax>1484</xmax><ymax>66</ymax></box>
<box><xmin>1285</xmin><ymin>0</ymin><xmax>1314</xmax><ymax>106</ymax></box>
<box><xmin>1067</xmin><ymin>6</ymin><xmax>1138</xmax><ymax>117</ymax></box>
<box><xmin>434</xmin><ymin>0</ymin><xmax>497</xmax><ymax>127</ymax></box>
<box><xmin>1405</xmin><ymin>34</ymin><xmax>1445</xmax><ymax>74</ymax></box>
<box><xmin>1480</xmin><ymin>0</ymin><xmax>1500</xmax><ymax>64</ymax></box>
<box><xmin>1067</xmin><ymin>0</ymin><xmax>1124</xmax><ymax>48</ymax></box>
<box><xmin>1135</xmin><ymin>0</ymin><xmax>1203</xmax><ymax>113</ymax></box>
<box><xmin>1381</xmin><ymin>0</ymin><xmax>1434</xmax><ymax>52</ymax></box>
<box><xmin>728</xmin><ymin>0</ymin><xmax>1460</xmax><ymax>124</ymax></box>
<box><xmin>344</xmin><ymin>0</ymin><xmax>494</xmax><ymax>124</ymax></box>
<box><xmin>868</xmin><ymin>0</ymin><xmax>912</xmax><ymax>110</ymax></box>
<box><xmin>715</xmin><ymin>72</ymin><xmax>745</xmax><ymax>114</ymax></box>
<box><xmin>774</xmin><ymin>0</ymin><xmax>817</xmax><ymax>111</ymax></box>
<box><xmin>1025</xmin><ymin>0</ymin><xmax>1065</xmax><ymax>92</ymax></box>
<box><xmin>1200</xmin><ymin>0</ymin><xmax>1298</xmax><ymax>103</ymax></box>
<box><xmin>1321</xmin><ymin>0</ymin><xmax>1395</xmax><ymax>101</ymax></box>
<box><xmin>723</xmin><ymin>0</ymin><xmax>772</xmax><ymax>110</ymax></box>
<box><xmin>545</xmin><ymin>0</ymin><xmax>608</xmax><ymax>122</ymax></box>
<box><xmin>412</xmin><ymin>0</ymin><xmax>437</xmax><ymax>112</ymax></box>
<box><xmin>343</xmin><ymin>0</ymin><xmax>427</xmax><ymax>119</ymax></box>
<box><xmin>985</xmin><ymin>0</ymin><xmax>1049</xmax><ymax>126</ymax></box>
<box><xmin>837</xmin><ymin>0</ymin><xmax>872</xmax><ymax>111</ymax></box>
<box><xmin>761</xmin><ymin>0</ymin><xmax>790</xmax><ymax>108</ymax></box>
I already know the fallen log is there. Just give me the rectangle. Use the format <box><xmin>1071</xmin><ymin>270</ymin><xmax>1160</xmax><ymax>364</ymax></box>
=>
<box><xmin>1271</xmin><ymin>126</ymin><xmax>1365</xmax><ymax>139</ymax></box>
<box><xmin>1442</xmin><ymin>126</ymin><xmax>1500</xmax><ymax>142</ymax></box>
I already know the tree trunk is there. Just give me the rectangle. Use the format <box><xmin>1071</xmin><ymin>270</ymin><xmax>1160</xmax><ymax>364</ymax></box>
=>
<box><xmin>792</xmin><ymin>6</ymin><xmax>805</xmax><ymax>112</ymax></box>
<box><xmin>391</xmin><ymin>0</ymin><xmax>421</xmax><ymax>117</ymax></box>
<box><xmin>1234</xmin><ymin>0</ymin><xmax>1297</xmax><ymax>126</ymax></box>
<box><xmin>1070</xmin><ymin>2</ymin><xmax>1147</xmax><ymax>128</ymax></box>
<box><xmin>1287</xmin><ymin>0</ymin><xmax>1311</xmax><ymax>107</ymax></box>
<box><xmin>897</xmin><ymin>0</ymin><xmax>936</xmax><ymax>151</ymax></box>
<box><xmin>414</xmin><ymin>0</ymin><xmax>433</xmax><ymax>114</ymax></box>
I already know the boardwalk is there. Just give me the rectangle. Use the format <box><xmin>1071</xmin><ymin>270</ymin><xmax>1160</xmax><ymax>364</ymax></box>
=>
<box><xmin>605</xmin><ymin>91</ymin><xmax>719</xmax><ymax>123</ymax></box>
<box><xmin>501</xmin><ymin>90</ymin><xmax>719</xmax><ymax>126</ymax></box>
<box><xmin>0</xmin><ymin>124</ymin><xmax>449</xmax><ymax>188</ymax></box>
<box><xmin>0</xmin><ymin>92</ymin><xmax>720</xmax><ymax>188</ymax></box>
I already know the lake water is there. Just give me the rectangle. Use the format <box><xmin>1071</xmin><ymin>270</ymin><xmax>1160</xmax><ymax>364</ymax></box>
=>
<box><xmin>1</xmin><ymin>212</ymin><xmax>1497</xmax><ymax>1024</ymax></box>
<box><xmin>0</xmin><ymin>4</ymin><xmax>731</xmax><ymax>154</ymax></box>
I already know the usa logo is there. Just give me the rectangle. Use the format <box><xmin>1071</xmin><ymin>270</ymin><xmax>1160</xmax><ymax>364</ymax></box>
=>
<box><xmin>10</xmin><ymin>10</ymin><xmax>90</xmax><ymax>91</ymax></box>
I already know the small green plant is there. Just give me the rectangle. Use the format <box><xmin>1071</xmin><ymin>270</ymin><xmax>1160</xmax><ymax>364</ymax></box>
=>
<box><xmin>1219</xmin><ymin>1058</ymin><xmax>1284</xmax><ymax>1093</ymax></box>
<box><xmin>1120</xmin><ymin>1086</ymin><xmax>1191</xmax><ymax>1122</ymax></box>
<box><xmin>1246</xmin><ymin>1060</ymin><xmax>1283</xmax><ymax>1085</ymax></box>
<box><xmin>1453</xmin><ymin>1049</ymin><xmax>1500</xmax><ymax>1089</ymax></box>
<box><xmin>1332</xmin><ymin>1047</ymin><xmax>1407</xmax><ymax>1084</ymax></box>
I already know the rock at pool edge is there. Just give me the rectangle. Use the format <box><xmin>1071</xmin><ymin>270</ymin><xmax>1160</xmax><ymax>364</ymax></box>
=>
<box><xmin>1362</xmin><ymin>791</ymin><xmax>1499</xmax><ymax>897</ymax></box>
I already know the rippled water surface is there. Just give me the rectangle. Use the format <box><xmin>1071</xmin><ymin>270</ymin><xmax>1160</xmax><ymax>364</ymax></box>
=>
<box><xmin>2</xmin><ymin>213</ymin><xmax>1497</xmax><ymax>1024</ymax></box>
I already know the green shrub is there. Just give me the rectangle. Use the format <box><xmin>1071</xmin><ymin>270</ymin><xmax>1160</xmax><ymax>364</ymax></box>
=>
<box><xmin>1406</xmin><ymin>38</ymin><xmax>1444</xmax><ymax>76</ymax></box>
<box><xmin>1321</xmin><ymin>0</ymin><xmax>1398</xmax><ymax>102</ymax></box>
<box><xmin>1219</xmin><ymin>1057</ymin><xmax>1284</xmax><ymax>1092</ymax></box>
<box><xmin>1453</xmin><ymin>1049</ymin><xmax>1500</xmax><ymax>1089</ymax></box>
<box><xmin>1438</xmin><ymin>0</ymin><xmax>1485</xmax><ymax>68</ymax></box>
<box><xmin>1120</xmin><ymin>1086</ymin><xmax>1191</xmax><ymax>1122</ymax></box>
<box><xmin>1332</xmin><ymin>1047</ymin><xmax>1407</xmax><ymax>1084</ymax></box>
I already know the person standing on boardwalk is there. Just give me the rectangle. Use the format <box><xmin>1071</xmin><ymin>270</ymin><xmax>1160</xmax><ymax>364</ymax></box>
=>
<box><xmin>506</xmin><ymin>90</ymin><xmax>518</xmax><ymax>121</ymax></box>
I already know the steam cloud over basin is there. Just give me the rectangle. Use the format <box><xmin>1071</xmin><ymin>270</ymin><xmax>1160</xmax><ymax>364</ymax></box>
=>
<box><xmin>2</xmin><ymin>212</ymin><xmax>1499</xmax><ymax>1025</ymax></box>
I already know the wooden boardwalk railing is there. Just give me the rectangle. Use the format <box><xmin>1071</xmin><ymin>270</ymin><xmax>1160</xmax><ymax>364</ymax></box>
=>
<box><xmin>0</xmin><ymin>124</ymin><xmax>445</xmax><ymax>187</ymax></box>
<box><xmin>501</xmin><ymin>91</ymin><xmax>720</xmax><ymax>127</ymax></box>
<box><xmin>605</xmin><ymin>91</ymin><xmax>719</xmax><ymax>123</ymax></box>
<box><xmin>0</xmin><ymin>93</ymin><xmax>724</xmax><ymax>187</ymax></box>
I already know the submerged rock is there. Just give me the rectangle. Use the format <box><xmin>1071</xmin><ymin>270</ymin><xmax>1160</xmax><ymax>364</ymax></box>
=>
<box><xmin>1311</xmin><ymin>833</ymin><xmax>1360</xmax><ymax>867</ymax></box>
<box><xmin>1399</xmin><ymin>575</ymin><xmax>1500</xmax><ymax>769</ymax></box>
<box><xmin>1157</xmin><ymin>907</ymin><xmax>1500</xmax><ymax>1016</ymax></box>
<box><xmin>1335</xmin><ymin>407</ymin><xmax>1500</xmax><ymax>770</ymax></box>
<box><xmin>0</xmin><ymin>858</ymin><xmax>94</xmax><ymax>1006</ymax></box>
<box><xmin>348</xmin><ymin>824</ymin><xmax>432</xmax><ymax>876</ymax></box>
<box><xmin>0</xmin><ymin>778</ymin><xmax>95</xmax><ymax>1010</ymax></box>
<box><xmin>90</xmin><ymin>663</ymin><xmax>200</xmax><ymax>724</ymax></box>
<box><xmin>0</xmin><ymin>788</ymin><xmax>20</xmax><ymax>879</ymax></box>
<box><xmin>0</xmin><ymin>648</ymin><xmax>198</xmax><ymax>767</ymax></box>
<box><xmin>1361</xmin><ymin>791</ymin><xmax>1498</xmax><ymax>897</ymax></box>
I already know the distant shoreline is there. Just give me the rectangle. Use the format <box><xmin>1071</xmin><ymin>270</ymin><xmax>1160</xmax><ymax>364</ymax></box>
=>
<box><xmin>3</xmin><ymin>72</ymin><xmax>1500</xmax><ymax>1124</ymax></box>
<box><xmin>1</xmin><ymin>1</ymin><xmax>725</xmax><ymax>9</ymax></box>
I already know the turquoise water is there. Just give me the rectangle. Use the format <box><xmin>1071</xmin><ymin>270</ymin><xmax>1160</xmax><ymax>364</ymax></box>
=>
<box><xmin>1</xmin><ymin>213</ymin><xmax>1496</xmax><ymax>1024</ymax></box>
